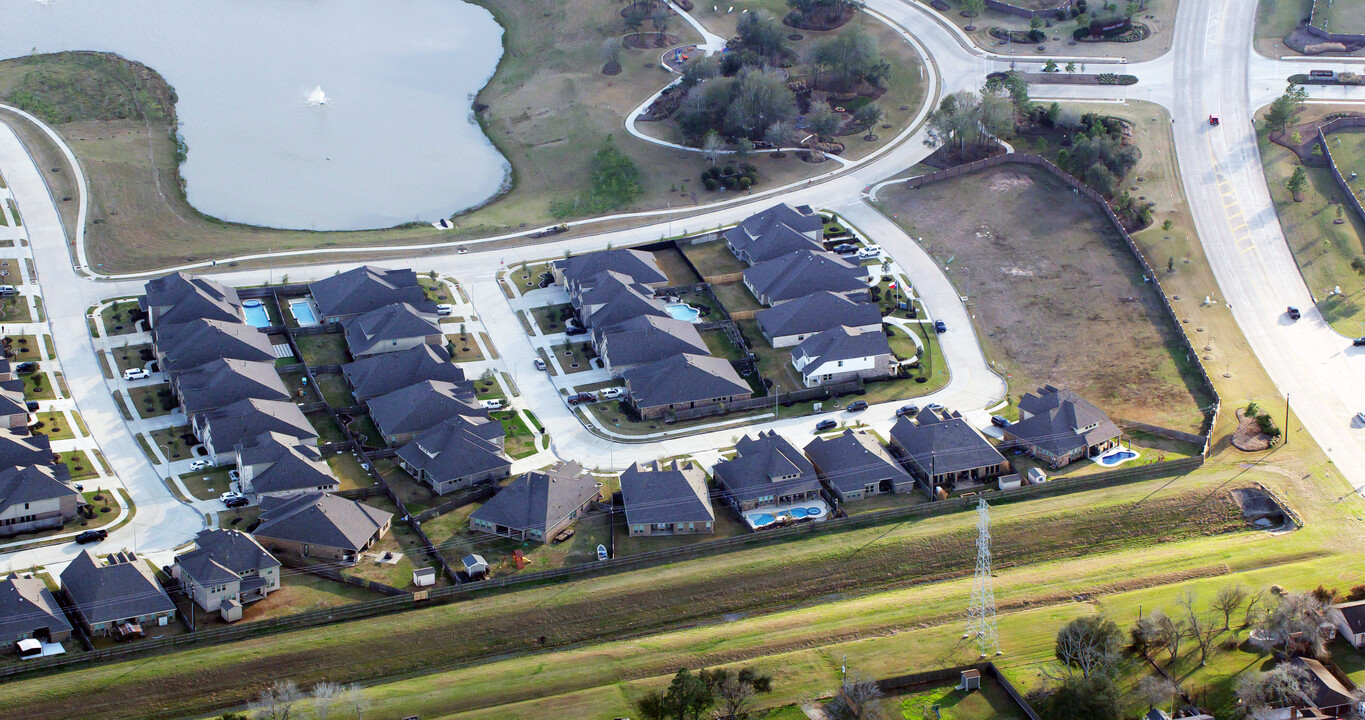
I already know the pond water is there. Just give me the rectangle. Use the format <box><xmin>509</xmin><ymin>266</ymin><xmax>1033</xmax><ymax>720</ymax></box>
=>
<box><xmin>1</xmin><ymin>0</ymin><xmax>508</xmax><ymax>230</ymax></box>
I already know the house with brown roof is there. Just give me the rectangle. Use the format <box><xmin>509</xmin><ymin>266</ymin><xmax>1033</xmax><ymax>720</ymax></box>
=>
<box><xmin>1003</xmin><ymin>386</ymin><xmax>1121</xmax><ymax>468</ymax></box>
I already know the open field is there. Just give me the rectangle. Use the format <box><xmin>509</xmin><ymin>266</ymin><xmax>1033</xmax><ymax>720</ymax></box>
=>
<box><xmin>1254</xmin><ymin>0</ymin><xmax>1365</xmax><ymax>56</ymax></box>
<box><xmin>1319</xmin><ymin>0</ymin><xmax>1365</xmax><ymax>35</ymax></box>
<box><xmin>1258</xmin><ymin>117</ymin><xmax>1365</xmax><ymax>335</ymax></box>
<box><xmin>683</xmin><ymin>238</ymin><xmax>748</xmax><ymax>278</ymax></box>
<box><xmin>930</xmin><ymin>0</ymin><xmax>1180</xmax><ymax>62</ymax></box>
<box><xmin>879</xmin><ymin>163</ymin><xmax>1211</xmax><ymax>432</ymax></box>
<box><xmin>893</xmin><ymin>675</ymin><xmax>1026</xmax><ymax>720</ymax></box>
<box><xmin>0</xmin><ymin>466</ymin><xmax>1304</xmax><ymax>720</ymax></box>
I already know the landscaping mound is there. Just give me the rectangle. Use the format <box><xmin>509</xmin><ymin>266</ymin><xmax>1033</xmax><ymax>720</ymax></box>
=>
<box><xmin>783</xmin><ymin>4</ymin><xmax>856</xmax><ymax>31</ymax></box>
<box><xmin>623</xmin><ymin>32</ymin><xmax>680</xmax><ymax>49</ymax></box>
<box><xmin>1232</xmin><ymin>408</ymin><xmax>1275</xmax><ymax>452</ymax></box>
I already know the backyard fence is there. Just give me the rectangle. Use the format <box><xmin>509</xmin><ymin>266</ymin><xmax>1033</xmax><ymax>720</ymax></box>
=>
<box><xmin>1318</xmin><ymin>119</ymin><xmax>1365</xmax><ymax>226</ymax></box>
<box><xmin>904</xmin><ymin>153</ymin><xmax>1221</xmax><ymax>454</ymax></box>
<box><xmin>985</xmin><ymin>0</ymin><xmax>1072</xmax><ymax>19</ymax></box>
<box><xmin>1115</xmin><ymin>418</ymin><xmax>1206</xmax><ymax>447</ymax></box>
<box><xmin>665</xmin><ymin>379</ymin><xmax>862</xmax><ymax>422</ymax></box>
<box><xmin>237</xmin><ymin>284</ymin><xmax>310</xmax><ymax>300</ymax></box>
<box><xmin>0</xmin><ymin>450</ymin><xmax>1203</xmax><ymax>679</ymax></box>
<box><xmin>294</xmin><ymin>565</ymin><xmax>408</xmax><ymax>597</ymax></box>
<box><xmin>876</xmin><ymin>663</ymin><xmax>1040</xmax><ymax>720</ymax></box>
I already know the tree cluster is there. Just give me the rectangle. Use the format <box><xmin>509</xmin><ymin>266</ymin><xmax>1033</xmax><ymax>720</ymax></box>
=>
<box><xmin>1052</xmin><ymin>113</ymin><xmax>1140</xmax><ymax>197</ymax></box>
<box><xmin>1265</xmin><ymin>82</ymin><xmax>1308</xmax><ymax>133</ymax></box>
<box><xmin>675</xmin><ymin>67</ymin><xmax>797</xmax><ymax>143</ymax></box>
<box><xmin>1039</xmin><ymin>614</ymin><xmax>1126</xmax><ymax>720</ymax></box>
<box><xmin>550</xmin><ymin>135</ymin><xmax>643</xmax><ymax>219</ymax></box>
<box><xmin>808</xmin><ymin>26</ymin><xmax>890</xmax><ymax>92</ymax></box>
<box><xmin>923</xmin><ymin>88</ymin><xmax>1017</xmax><ymax>156</ymax></box>
<box><xmin>635</xmin><ymin>667</ymin><xmax>774</xmax><ymax>720</ymax></box>
<box><xmin>785</xmin><ymin>0</ymin><xmax>860</xmax><ymax>27</ymax></box>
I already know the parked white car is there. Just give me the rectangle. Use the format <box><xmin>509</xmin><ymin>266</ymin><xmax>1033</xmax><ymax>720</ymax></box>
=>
<box><xmin>436</xmin><ymin>304</ymin><xmax>454</xmax><ymax>316</ymax></box>
<box><xmin>601</xmin><ymin>387</ymin><xmax>626</xmax><ymax>400</ymax></box>
<box><xmin>189</xmin><ymin>459</ymin><xmax>214</xmax><ymax>471</ymax></box>
<box><xmin>856</xmin><ymin>245</ymin><xmax>883</xmax><ymax>259</ymax></box>
<box><xmin>219</xmin><ymin>491</ymin><xmax>244</xmax><ymax>503</ymax></box>
<box><xmin>483</xmin><ymin>398</ymin><xmax>504</xmax><ymax>409</ymax></box>
<box><xmin>123</xmin><ymin>368</ymin><xmax>150</xmax><ymax>381</ymax></box>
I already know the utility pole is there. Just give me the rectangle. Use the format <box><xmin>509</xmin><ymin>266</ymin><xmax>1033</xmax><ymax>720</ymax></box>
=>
<box><xmin>1284</xmin><ymin>393</ymin><xmax>1289</xmax><ymax>446</ymax></box>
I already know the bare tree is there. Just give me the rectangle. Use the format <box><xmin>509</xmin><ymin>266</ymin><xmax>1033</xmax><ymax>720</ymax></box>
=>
<box><xmin>1136</xmin><ymin>675</ymin><xmax>1179</xmax><ymax>714</ymax></box>
<box><xmin>252</xmin><ymin>680</ymin><xmax>303</xmax><ymax>720</ymax></box>
<box><xmin>312</xmin><ymin>682</ymin><xmax>340</xmax><ymax>720</ymax></box>
<box><xmin>702</xmin><ymin>130</ymin><xmax>725</xmax><ymax>166</ymax></box>
<box><xmin>1237</xmin><ymin>663</ymin><xmax>1313</xmax><ymax>714</ymax></box>
<box><xmin>1213</xmin><ymin>585</ymin><xmax>1249</xmax><ymax>630</ymax></box>
<box><xmin>343</xmin><ymin>684</ymin><xmax>370</xmax><ymax>720</ymax></box>
<box><xmin>1183</xmin><ymin>609</ymin><xmax>1222</xmax><ymax>666</ymax></box>
<box><xmin>1260</xmin><ymin>592</ymin><xmax>1331</xmax><ymax>658</ymax></box>
<box><xmin>1245</xmin><ymin>588</ymin><xmax>1267</xmax><ymax>628</ymax></box>
<box><xmin>1053</xmin><ymin>614</ymin><xmax>1122</xmax><ymax>680</ymax></box>
<box><xmin>826</xmin><ymin>674</ymin><xmax>887</xmax><ymax>720</ymax></box>
<box><xmin>1153</xmin><ymin>610</ymin><xmax>1185</xmax><ymax>664</ymax></box>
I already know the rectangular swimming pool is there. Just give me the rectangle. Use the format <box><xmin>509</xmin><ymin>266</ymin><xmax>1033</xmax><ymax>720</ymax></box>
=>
<box><xmin>242</xmin><ymin>300</ymin><xmax>271</xmax><ymax>328</ymax></box>
<box><xmin>288</xmin><ymin>298</ymin><xmax>320</xmax><ymax>326</ymax></box>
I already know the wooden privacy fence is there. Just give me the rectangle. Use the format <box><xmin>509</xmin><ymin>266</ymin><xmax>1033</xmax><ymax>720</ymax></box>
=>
<box><xmin>0</xmin><ymin>452</ymin><xmax>1202</xmax><ymax>679</ymax></box>
<box><xmin>985</xmin><ymin>0</ymin><xmax>1072</xmax><ymax>19</ymax></box>
<box><xmin>877</xmin><ymin>663</ymin><xmax>1040</xmax><ymax>720</ymax></box>
<box><xmin>904</xmin><ymin>153</ymin><xmax>1220</xmax><ymax>454</ymax></box>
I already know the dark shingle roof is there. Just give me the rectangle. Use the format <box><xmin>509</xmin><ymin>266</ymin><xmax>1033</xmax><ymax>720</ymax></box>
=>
<box><xmin>143</xmin><ymin>272</ymin><xmax>242</xmax><ymax>326</ymax></box>
<box><xmin>1010</xmin><ymin>386</ymin><xmax>1121</xmax><ymax>457</ymax></box>
<box><xmin>0</xmin><ymin>465</ymin><xmax>79</xmax><ymax>517</ymax></box>
<box><xmin>756</xmin><ymin>291</ymin><xmax>882</xmax><ymax>340</ymax></box>
<box><xmin>60</xmin><ymin>551</ymin><xmax>175</xmax><ymax>626</ymax></box>
<box><xmin>155</xmin><ymin>319</ymin><xmax>276</xmax><ymax>374</ymax></box>
<box><xmin>803</xmin><ymin>429</ymin><xmax>910</xmax><ymax>495</ymax></box>
<box><xmin>713</xmin><ymin>431</ymin><xmax>822</xmax><ymax>503</ymax></box>
<box><xmin>555</xmin><ymin>249</ymin><xmax>667</xmax><ymax>288</ymax></box>
<box><xmin>309</xmin><ymin>266</ymin><xmax>426</xmax><ymax>319</ymax></box>
<box><xmin>175</xmin><ymin>529</ymin><xmax>280</xmax><ymax>588</ymax></box>
<box><xmin>622</xmin><ymin>354</ymin><xmax>751</xmax><ymax>410</ymax></box>
<box><xmin>0</xmin><ymin>430</ymin><xmax>52</xmax><ymax>470</ymax></box>
<box><xmin>0</xmin><ymin>379</ymin><xmax>26</xmax><ymax>420</ymax></box>
<box><xmin>366</xmin><ymin>380</ymin><xmax>485</xmax><ymax>440</ymax></box>
<box><xmin>579</xmin><ymin>272</ymin><xmax>668</xmax><ymax>329</ymax></box>
<box><xmin>0</xmin><ymin>573</ymin><xmax>71</xmax><ymax>640</ymax></box>
<box><xmin>1336</xmin><ymin>600</ymin><xmax>1365</xmax><ymax>636</ymax></box>
<box><xmin>726</xmin><ymin>204</ymin><xmax>822</xmax><ymax>248</ymax></box>
<box><xmin>342</xmin><ymin>345</ymin><xmax>465</xmax><ymax>401</ymax></box>
<box><xmin>342</xmin><ymin>303</ymin><xmax>441</xmax><ymax>356</ymax></box>
<box><xmin>792</xmin><ymin>326</ymin><xmax>892</xmax><ymax>370</ymax></box>
<box><xmin>890</xmin><ymin>412</ymin><xmax>1005</xmax><ymax>476</ymax></box>
<box><xmin>1292</xmin><ymin>656</ymin><xmax>1356</xmax><ymax>710</ymax></box>
<box><xmin>725</xmin><ymin>205</ymin><xmax>826</xmax><ymax>264</ymax></box>
<box><xmin>397</xmin><ymin>417</ymin><xmax>510</xmax><ymax>486</ymax></box>
<box><xmin>599</xmin><ymin>315</ymin><xmax>708</xmax><ymax>368</ymax></box>
<box><xmin>743</xmin><ymin>251</ymin><xmax>869</xmax><ymax>305</ymax></box>
<box><xmin>236</xmin><ymin>432</ymin><xmax>337</xmax><ymax>495</ymax></box>
<box><xmin>620</xmin><ymin>460</ymin><xmax>714</xmax><ymax>526</ymax></box>
<box><xmin>175</xmin><ymin>359</ymin><xmax>291</xmax><ymax>417</ymax></box>
<box><xmin>254</xmin><ymin>493</ymin><xmax>392</xmax><ymax>553</ymax></box>
<box><xmin>200</xmin><ymin>399</ymin><xmax>317</xmax><ymax>451</ymax></box>
<box><xmin>469</xmin><ymin>461</ymin><xmax>600</xmax><ymax>534</ymax></box>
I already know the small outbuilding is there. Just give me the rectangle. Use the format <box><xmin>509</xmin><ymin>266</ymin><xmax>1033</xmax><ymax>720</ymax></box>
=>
<box><xmin>461</xmin><ymin>554</ymin><xmax>489</xmax><ymax>579</ymax></box>
<box><xmin>412</xmin><ymin>566</ymin><xmax>437</xmax><ymax>588</ymax></box>
<box><xmin>219</xmin><ymin>598</ymin><xmax>242</xmax><ymax>623</ymax></box>
<box><xmin>959</xmin><ymin>669</ymin><xmax>980</xmax><ymax>691</ymax></box>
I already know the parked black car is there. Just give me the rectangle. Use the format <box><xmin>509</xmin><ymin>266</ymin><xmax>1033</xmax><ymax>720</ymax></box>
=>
<box><xmin>832</xmin><ymin>243</ymin><xmax>858</xmax><ymax>254</ymax></box>
<box><xmin>815</xmin><ymin>419</ymin><xmax>838</xmax><ymax>432</ymax></box>
<box><xmin>25</xmin><ymin>401</ymin><xmax>39</xmax><ymax>411</ymax></box>
<box><xmin>565</xmin><ymin>326</ymin><xmax>588</xmax><ymax>336</ymax></box>
<box><xmin>224</xmin><ymin>496</ymin><xmax>249</xmax><ymax>509</ymax></box>
<box><xmin>846</xmin><ymin>400</ymin><xmax>868</xmax><ymax>412</ymax></box>
<box><xmin>14</xmin><ymin>362</ymin><xmax>35</xmax><ymax>373</ymax></box>
<box><xmin>75</xmin><ymin>529</ymin><xmax>107</xmax><ymax>544</ymax></box>
<box><xmin>1355</xmin><ymin>337</ymin><xmax>1365</xmax><ymax>347</ymax></box>
<box><xmin>934</xmin><ymin>320</ymin><xmax>947</xmax><ymax>334</ymax></box>
<box><xmin>991</xmin><ymin>415</ymin><xmax>1011</xmax><ymax>428</ymax></box>
<box><xmin>1287</xmin><ymin>306</ymin><xmax>1301</xmax><ymax>320</ymax></box>
<box><xmin>896</xmin><ymin>404</ymin><xmax>919</xmax><ymax>417</ymax></box>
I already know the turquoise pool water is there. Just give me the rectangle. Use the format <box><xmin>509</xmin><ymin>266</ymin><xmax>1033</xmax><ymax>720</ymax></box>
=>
<box><xmin>242</xmin><ymin>300</ymin><xmax>271</xmax><ymax>328</ymax></box>
<box><xmin>664</xmin><ymin>303</ymin><xmax>701</xmax><ymax>322</ymax></box>
<box><xmin>289</xmin><ymin>298</ymin><xmax>320</xmax><ymax>325</ymax></box>
<box><xmin>1094</xmin><ymin>448</ymin><xmax>1139</xmax><ymax>467</ymax></box>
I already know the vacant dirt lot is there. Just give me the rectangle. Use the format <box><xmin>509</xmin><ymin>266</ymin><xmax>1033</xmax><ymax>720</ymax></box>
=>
<box><xmin>880</xmin><ymin>164</ymin><xmax>1208</xmax><ymax>432</ymax></box>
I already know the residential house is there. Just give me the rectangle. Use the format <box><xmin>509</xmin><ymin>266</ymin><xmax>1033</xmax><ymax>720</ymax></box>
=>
<box><xmin>804</xmin><ymin>429</ymin><xmax>914</xmax><ymax>502</ymax></box>
<box><xmin>142</xmin><ymin>271</ymin><xmax>242</xmax><ymax>329</ymax></box>
<box><xmin>0</xmin><ymin>359</ymin><xmax>12</xmax><ymax>382</ymax></box>
<box><xmin>60</xmin><ymin>550</ymin><xmax>176</xmax><ymax>637</ymax></box>
<box><xmin>724</xmin><ymin>203</ymin><xmax>825</xmax><ymax>266</ymax></box>
<box><xmin>308</xmin><ymin>265</ymin><xmax>427</xmax><ymax>322</ymax></box>
<box><xmin>366</xmin><ymin>379</ymin><xmax>487</xmax><ymax>446</ymax></box>
<box><xmin>172</xmin><ymin>529</ymin><xmax>281</xmax><ymax>613</ymax></box>
<box><xmin>755</xmin><ymin>291</ymin><xmax>883</xmax><ymax>347</ymax></box>
<box><xmin>468</xmin><ymin>461</ymin><xmax>600</xmax><ymax>543</ymax></box>
<box><xmin>890</xmin><ymin>409</ymin><xmax>1008</xmax><ymax>497</ymax></box>
<box><xmin>0</xmin><ymin>379</ymin><xmax>28</xmax><ymax>428</ymax></box>
<box><xmin>622</xmin><ymin>353</ymin><xmax>752</xmax><ymax>420</ymax></box>
<box><xmin>0</xmin><ymin>429</ymin><xmax>57</xmax><ymax>473</ymax></box>
<box><xmin>342</xmin><ymin>302</ymin><xmax>442</xmax><ymax>358</ymax></box>
<box><xmin>0</xmin><ymin>573</ymin><xmax>72</xmax><ymax>644</ymax></box>
<box><xmin>1271</xmin><ymin>657</ymin><xmax>1363</xmax><ymax>718</ymax></box>
<box><xmin>742</xmin><ymin>250</ymin><xmax>870</xmax><ymax>307</ymax></box>
<box><xmin>153</xmin><ymin>318</ymin><xmax>276</xmax><ymax>375</ymax></box>
<box><xmin>1334</xmin><ymin>600</ymin><xmax>1365</xmax><ymax>649</ymax></box>
<box><xmin>397</xmin><ymin>417</ymin><xmax>511</xmax><ymax>495</ymax></box>
<box><xmin>1004</xmin><ymin>385</ymin><xmax>1121</xmax><ymax>468</ymax></box>
<box><xmin>0</xmin><ymin>465</ymin><xmax>82</xmax><ymax>538</ymax></box>
<box><xmin>619</xmin><ymin>460</ymin><xmax>715</xmax><ymax>536</ymax></box>
<box><xmin>597</xmin><ymin>314</ymin><xmax>709</xmax><ymax>376</ymax></box>
<box><xmin>253</xmin><ymin>492</ymin><xmax>393</xmax><ymax>562</ymax></box>
<box><xmin>192</xmin><ymin>398</ymin><xmax>318</xmax><ymax>463</ymax></box>
<box><xmin>555</xmin><ymin>249</ymin><xmax>668</xmax><ymax>298</ymax></box>
<box><xmin>576</xmin><ymin>271</ymin><xmax>669</xmax><ymax>329</ymax></box>
<box><xmin>712</xmin><ymin>431</ymin><xmax>823</xmax><ymax>512</ymax></box>
<box><xmin>173</xmin><ymin>358</ymin><xmax>291</xmax><ymax>419</ymax></box>
<box><xmin>234</xmin><ymin>432</ymin><xmax>338</xmax><ymax>498</ymax></box>
<box><xmin>790</xmin><ymin>326</ymin><xmax>894</xmax><ymax>387</ymax></box>
<box><xmin>342</xmin><ymin>344</ymin><xmax>466</xmax><ymax>402</ymax></box>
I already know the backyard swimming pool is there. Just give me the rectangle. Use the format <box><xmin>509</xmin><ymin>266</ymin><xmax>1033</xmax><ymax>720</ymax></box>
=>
<box><xmin>664</xmin><ymin>303</ymin><xmax>702</xmax><ymax>322</ymax></box>
<box><xmin>242</xmin><ymin>300</ymin><xmax>271</xmax><ymax>328</ymax></box>
<box><xmin>289</xmin><ymin>298</ymin><xmax>320</xmax><ymax>326</ymax></box>
<box><xmin>744</xmin><ymin>501</ymin><xmax>830</xmax><ymax>530</ymax></box>
<box><xmin>1094</xmin><ymin>447</ymin><xmax>1139</xmax><ymax>467</ymax></box>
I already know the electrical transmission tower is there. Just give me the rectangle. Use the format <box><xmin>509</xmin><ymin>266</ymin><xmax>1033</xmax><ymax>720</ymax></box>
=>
<box><xmin>965</xmin><ymin>498</ymin><xmax>1000</xmax><ymax>658</ymax></box>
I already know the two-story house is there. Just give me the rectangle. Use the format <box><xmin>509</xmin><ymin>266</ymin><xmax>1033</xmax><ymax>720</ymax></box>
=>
<box><xmin>173</xmin><ymin>529</ymin><xmax>282</xmax><ymax>620</ymax></box>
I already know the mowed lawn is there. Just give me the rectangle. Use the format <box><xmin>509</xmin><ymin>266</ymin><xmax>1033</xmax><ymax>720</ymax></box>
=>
<box><xmin>1260</xmin><ymin>122</ymin><xmax>1365</xmax><ymax>335</ymax></box>
<box><xmin>878</xmin><ymin>164</ymin><xmax>1211</xmax><ymax>433</ymax></box>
